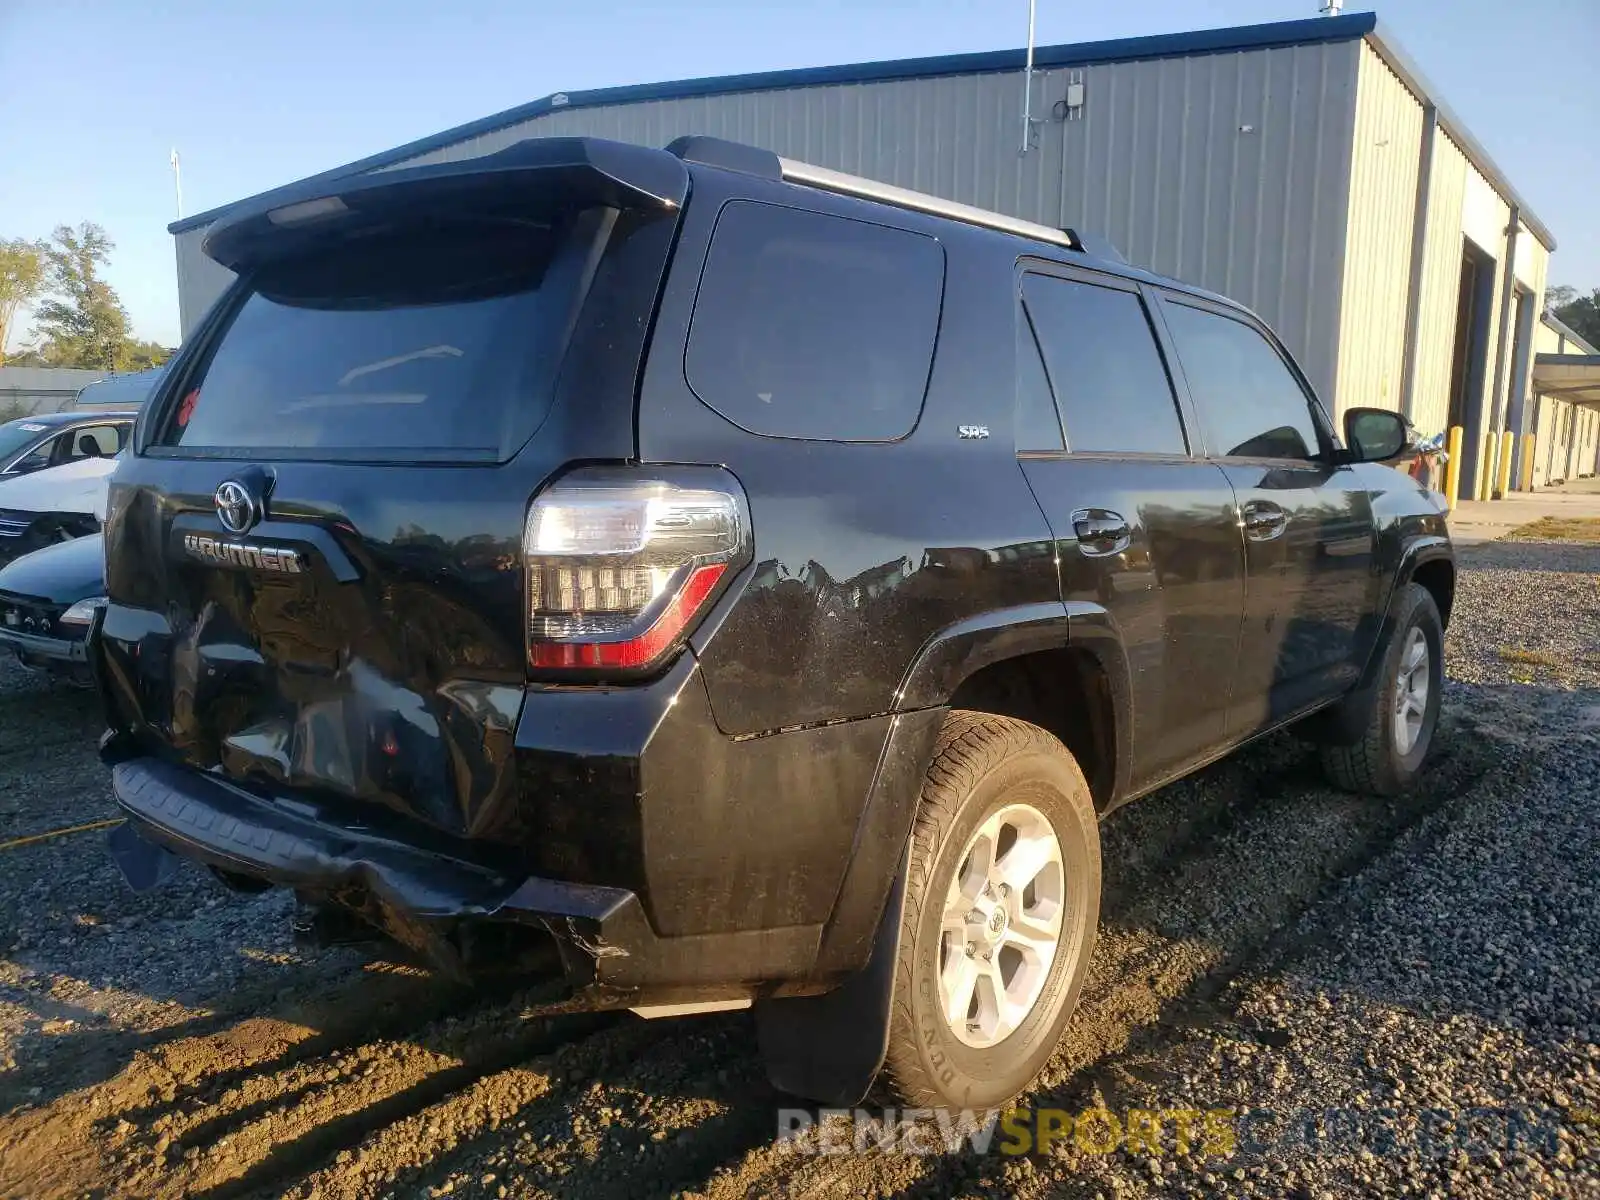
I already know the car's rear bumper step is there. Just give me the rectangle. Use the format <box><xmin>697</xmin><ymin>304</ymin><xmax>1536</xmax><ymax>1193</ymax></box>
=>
<box><xmin>108</xmin><ymin>756</ymin><xmax>674</xmax><ymax>990</ymax></box>
<box><xmin>0</xmin><ymin>627</ymin><xmax>87</xmax><ymax>664</ymax></box>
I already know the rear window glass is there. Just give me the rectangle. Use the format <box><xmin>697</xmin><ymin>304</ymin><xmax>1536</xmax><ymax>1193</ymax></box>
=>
<box><xmin>162</xmin><ymin>221</ymin><xmax>566</xmax><ymax>458</ymax></box>
<box><xmin>685</xmin><ymin>201</ymin><xmax>943</xmax><ymax>441</ymax></box>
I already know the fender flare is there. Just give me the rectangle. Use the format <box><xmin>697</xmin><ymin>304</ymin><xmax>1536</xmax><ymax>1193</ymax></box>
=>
<box><xmin>754</xmin><ymin>602</ymin><xmax>1133</xmax><ymax>1104</ymax></box>
<box><xmin>895</xmin><ymin>599</ymin><xmax>1134</xmax><ymax>802</ymax></box>
<box><xmin>821</xmin><ymin>600</ymin><xmax>1132</xmax><ymax>972</ymax></box>
<box><xmin>1397</xmin><ymin>535</ymin><xmax>1454</xmax><ymax>593</ymax></box>
<box><xmin>1358</xmin><ymin>535</ymin><xmax>1454</xmax><ymax>692</ymax></box>
<box><xmin>1313</xmin><ymin>535</ymin><xmax>1454</xmax><ymax>747</ymax></box>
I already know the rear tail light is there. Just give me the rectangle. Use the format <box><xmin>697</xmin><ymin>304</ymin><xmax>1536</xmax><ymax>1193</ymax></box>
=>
<box><xmin>523</xmin><ymin>466</ymin><xmax>750</xmax><ymax>675</ymax></box>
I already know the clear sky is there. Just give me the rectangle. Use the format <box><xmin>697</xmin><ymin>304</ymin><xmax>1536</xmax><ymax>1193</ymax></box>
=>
<box><xmin>1</xmin><ymin>0</ymin><xmax>1595</xmax><ymax>349</ymax></box>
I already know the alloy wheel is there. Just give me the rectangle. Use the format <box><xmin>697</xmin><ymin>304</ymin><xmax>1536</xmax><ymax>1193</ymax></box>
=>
<box><xmin>938</xmin><ymin>802</ymin><xmax>1066</xmax><ymax>1049</ymax></box>
<box><xmin>1393</xmin><ymin>626</ymin><xmax>1430</xmax><ymax>755</ymax></box>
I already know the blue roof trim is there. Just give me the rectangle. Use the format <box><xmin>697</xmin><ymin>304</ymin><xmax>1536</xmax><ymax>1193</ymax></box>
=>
<box><xmin>1366</xmin><ymin>22</ymin><xmax>1553</xmax><ymax>251</ymax></box>
<box><xmin>170</xmin><ymin>13</ymin><xmax>1377</xmax><ymax>235</ymax></box>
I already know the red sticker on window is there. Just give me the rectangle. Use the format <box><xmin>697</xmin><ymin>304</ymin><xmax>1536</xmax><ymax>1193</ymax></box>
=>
<box><xmin>176</xmin><ymin>389</ymin><xmax>199</xmax><ymax>427</ymax></box>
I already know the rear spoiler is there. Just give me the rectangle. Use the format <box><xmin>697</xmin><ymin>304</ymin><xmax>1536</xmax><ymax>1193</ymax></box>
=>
<box><xmin>203</xmin><ymin>137</ymin><xmax>690</xmax><ymax>273</ymax></box>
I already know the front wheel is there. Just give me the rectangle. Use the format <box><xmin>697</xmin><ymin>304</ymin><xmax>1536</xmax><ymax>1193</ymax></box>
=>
<box><xmin>1320</xmin><ymin>582</ymin><xmax>1445</xmax><ymax>795</ymax></box>
<box><xmin>882</xmin><ymin>711</ymin><xmax>1100</xmax><ymax>1110</ymax></box>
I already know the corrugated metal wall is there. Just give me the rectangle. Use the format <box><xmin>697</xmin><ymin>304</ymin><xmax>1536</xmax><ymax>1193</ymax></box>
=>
<box><xmin>1054</xmin><ymin>45</ymin><xmax>1357</xmax><ymax>399</ymax></box>
<box><xmin>379</xmin><ymin>41</ymin><xmax>1361</xmax><ymax>400</ymax></box>
<box><xmin>1532</xmin><ymin>319</ymin><xmax>1564</xmax><ymax>488</ymax></box>
<box><xmin>1334</xmin><ymin>42</ymin><xmax>1423</xmax><ymax>419</ymax></box>
<box><xmin>174</xmin><ymin>227</ymin><xmax>236</xmax><ymax>340</ymax></box>
<box><xmin>1503</xmin><ymin>223</ymin><xmax>1548</xmax><ymax>488</ymax></box>
<box><xmin>1402</xmin><ymin>129</ymin><xmax>1529</xmax><ymax>499</ymax></box>
<box><xmin>1408</xmin><ymin>131</ymin><xmax>1469</xmax><ymax>437</ymax></box>
<box><xmin>1530</xmin><ymin>319</ymin><xmax>1598</xmax><ymax>487</ymax></box>
<box><xmin>1460</xmin><ymin>165</ymin><xmax>1513</xmax><ymax>498</ymax></box>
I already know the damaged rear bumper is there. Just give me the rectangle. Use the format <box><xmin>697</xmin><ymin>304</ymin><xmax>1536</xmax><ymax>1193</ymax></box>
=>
<box><xmin>0</xmin><ymin>625</ymin><xmax>88</xmax><ymax>671</ymax></box>
<box><xmin>107</xmin><ymin>755</ymin><xmax>718</xmax><ymax>1002</ymax></box>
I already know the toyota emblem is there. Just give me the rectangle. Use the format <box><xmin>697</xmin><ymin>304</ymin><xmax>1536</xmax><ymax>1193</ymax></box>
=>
<box><xmin>214</xmin><ymin>479</ymin><xmax>262</xmax><ymax>534</ymax></box>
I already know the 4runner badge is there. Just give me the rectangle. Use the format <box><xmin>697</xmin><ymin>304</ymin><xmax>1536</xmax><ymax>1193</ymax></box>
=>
<box><xmin>183</xmin><ymin>534</ymin><xmax>304</xmax><ymax>575</ymax></box>
<box><xmin>958</xmin><ymin>425</ymin><xmax>990</xmax><ymax>440</ymax></box>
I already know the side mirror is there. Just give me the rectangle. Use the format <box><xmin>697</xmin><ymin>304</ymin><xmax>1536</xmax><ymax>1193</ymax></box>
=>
<box><xmin>1343</xmin><ymin>407</ymin><xmax>1408</xmax><ymax>464</ymax></box>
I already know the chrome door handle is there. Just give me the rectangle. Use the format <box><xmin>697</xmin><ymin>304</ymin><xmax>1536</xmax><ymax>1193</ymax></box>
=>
<box><xmin>1240</xmin><ymin>501</ymin><xmax>1288</xmax><ymax>541</ymax></box>
<box><xmin>1071</xmin><ymin>508</ymin><xmax>1131</xmax><ymax>557</ymax></box>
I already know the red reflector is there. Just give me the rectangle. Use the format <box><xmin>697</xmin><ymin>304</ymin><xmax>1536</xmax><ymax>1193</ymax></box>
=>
<box><xmin>529</xmin><ymin>562</ymin><xmax>728</xmax><ymax>671</ymax></box>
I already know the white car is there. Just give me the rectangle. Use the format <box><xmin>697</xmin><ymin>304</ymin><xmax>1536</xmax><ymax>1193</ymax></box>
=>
<box><xmin>0</xmin><ymin>455</ymin><xmax>118</xmax><ymax>563</ymax></box>
<box><xmin>0</xmin><ymin>409</ymin><xmax>136</xmax><ymax>478</ymax></box>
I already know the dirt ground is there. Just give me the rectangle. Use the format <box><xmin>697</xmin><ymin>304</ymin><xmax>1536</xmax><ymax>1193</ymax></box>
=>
<box><xmin>0</xmin><ymin>536</ymin><xmax>1595</xmax><ymax>1199</ymax></box>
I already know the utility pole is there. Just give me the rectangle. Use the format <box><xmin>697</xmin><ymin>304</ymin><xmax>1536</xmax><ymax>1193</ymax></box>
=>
<box><xmin>1020</xmin><ymin>0</ymin><xmax>1038</xmax><ymax>154</ymax></box>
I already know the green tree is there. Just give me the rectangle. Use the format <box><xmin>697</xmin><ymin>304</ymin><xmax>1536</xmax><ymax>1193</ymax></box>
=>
<box><xmin>0</xmin><ymin>237</ymin><xmax>48</xmax><ymax>365</ymax></box>
<box><xmin>30</xmin><ymin>222</ymin><xmax>131</xmax><ymax>370</ymax></box>
<box><xmin>1546</xmin><ymin>285</ymin><xmax>1600</xmax><ymax>350</ymax></box>
<box><xmin>119</xmin><ymin>339</ymin><xmax>173</xmax><ymax>371</ymax></box>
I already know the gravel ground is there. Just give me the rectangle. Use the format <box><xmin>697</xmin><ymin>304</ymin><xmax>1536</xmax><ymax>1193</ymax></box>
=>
<box><xmin>0</xmin><ymin>534</ymin><xmax>1594</xmax><ymax>1198</ymax></box>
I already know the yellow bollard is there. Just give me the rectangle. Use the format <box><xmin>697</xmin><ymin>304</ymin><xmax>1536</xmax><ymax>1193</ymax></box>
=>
<box><xmin>1497</xmin><ymin>430</ymin><xmax>1515</xmax><ymax>498</ymax></box>
<box><xmin>1521</xmin><ymin>433</ymin><xmax>1537</xmax><ymax>491</ymax></box>
<box><xmin>1445</xmin><ymin>426</ymin><xmax>1464</xmax><ymax>509</ymax></box>
<box><xmin>1480</xmin><ymin>432</ymin><xmax>1497</xmax><ymax>500</ymax></box>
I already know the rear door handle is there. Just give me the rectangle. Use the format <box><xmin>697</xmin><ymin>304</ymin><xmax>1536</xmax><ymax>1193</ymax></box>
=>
<box><xmin>1071</xmin><ymin>508</ymin><xmax>1131</xmax><ymax>557</ymax></box>
<box><xmin>1240</xmin><ymin>500</ymin><xmax>1288</xmax><ymax>541</ymax></box>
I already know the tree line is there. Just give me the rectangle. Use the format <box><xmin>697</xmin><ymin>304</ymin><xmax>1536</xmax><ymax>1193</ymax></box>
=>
<box><xmin>0</xmin><ymin>223</ymin><xmax>171</xmax><ymax>371</ymax></box>
<box><xmin>1546</xmin><ymin>285</ymin><xmax>1600</xmax><ymax>351</ymax></box>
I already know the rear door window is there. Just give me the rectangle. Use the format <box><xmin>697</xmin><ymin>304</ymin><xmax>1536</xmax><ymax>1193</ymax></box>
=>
<box><xmin>1160</xmin><ymin>300</ymin><xmax>1323</xmax><ymax>460</ymax></box>
<box><xmin>160</xmin><ymin>220</ymin><xmax>574</xmax><ymax>460</ymax></box>
<box><xmin>61</xmin><ymin>424</ymin><xmax>122</xmax><ymax>461</ymax></box>
<box><xmin>685</xmin><ymin>201</ymin><xmax>943</xmax><ymax>441</ymax></box>
<box><xmin>1020</xmin><ymin>273</ymin><xmax>1188</xmax><ymax>455</ymax></box>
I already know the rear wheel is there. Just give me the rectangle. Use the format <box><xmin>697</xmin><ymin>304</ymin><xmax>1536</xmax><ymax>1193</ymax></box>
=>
<box><xmin>1320</xmin><ymin>583</ymin><xmax>1444</xmax><ymax>795</ymax></box>
<box><xmin>882</xmin><ymin>711</ymin><xmax>1099</xmax><ymax>1110</ymax></box>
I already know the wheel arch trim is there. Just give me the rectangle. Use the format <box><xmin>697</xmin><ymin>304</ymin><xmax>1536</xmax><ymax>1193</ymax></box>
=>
<box><xmin>1398</xmin><ymin>537</ymin><xmax>1455</xmax><ymax>612</ymax></box>
<box><xmin>807</xmin><ymin>600</ymin><xmax>1133</xmax><ymax>975</ymax></box>
<box><xmin>1356</xmin><ymin>536</ymin><xmax>1453</xmax><ymax>695</ymax></box>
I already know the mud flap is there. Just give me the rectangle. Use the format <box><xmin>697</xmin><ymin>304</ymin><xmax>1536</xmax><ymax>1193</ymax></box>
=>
<box><xmin>107</xmin><ymin>820</ymin><xmax>183</xmax><ymax>892</ymax></box>
<box><xmin>753</xmin><ymin>840</ymin><xmax>908</xmax><ymax>1106</ymax></box>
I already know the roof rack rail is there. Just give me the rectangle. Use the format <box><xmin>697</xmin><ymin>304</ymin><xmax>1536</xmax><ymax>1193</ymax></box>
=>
<box><xmin>1066</xmin><ymin>228</ymin><xmax>1126</xmax><ymax>263</ymax></box>
<box><xmin>777</xmin><ymin>157</ymin><xmax>1081</xmax><ymax>252</ymax></box>
<box><xmin>658</xmin><ymin>135</ymin><xmax>1124</xmax><ymax>260</ymax></box>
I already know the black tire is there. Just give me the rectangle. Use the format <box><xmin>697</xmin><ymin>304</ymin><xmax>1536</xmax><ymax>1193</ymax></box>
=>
<box><xmin>882</xmin><ymin>710</ymin><xmax>1100</xmax><ymax>1110</ymax></box>
<box><xmin>1320</xmin><ymin>583</ymin><xmax>1444</xmax><ymax>796</ymax></box>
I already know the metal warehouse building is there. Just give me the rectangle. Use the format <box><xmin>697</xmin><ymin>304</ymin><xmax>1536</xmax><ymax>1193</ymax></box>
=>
<box><xmin>1530</xmin><ymin>315</ymin><xmax>1600</xmax><ymax>487</ymax></box>
<box><xmin>171</xmin><ymin>11</ymin><xmax>1592</xmax><ymax>501</ymax></box>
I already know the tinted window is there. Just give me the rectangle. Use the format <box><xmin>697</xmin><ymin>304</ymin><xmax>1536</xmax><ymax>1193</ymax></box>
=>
<box><xmin>63</xmin><ymin>424</ymin><xmax>121</xmax><ymax>460</ymax></box>
<box><xmin>1162</xmin><ymin>302</ymin><xmax>1321</xmax><ymax>460</ymax></box>
<box><xmin>1015</xmin><ymin>316</ymin><xmax>1063</xmax><ymax>451</ymax></box>
<box><xmin>686</xmin><ymin>201</ymin><xmax>943</xmax><ymax>441</ymax></box>
<box><xmin>1020</xmin><ymin>275</ymin><xmax>1186</xmax><ymax>455</ymax></box>
<box><xmin>162</xmin><ymin>220</ymin><xmax>568</xmax><ymax>457</ymax></box>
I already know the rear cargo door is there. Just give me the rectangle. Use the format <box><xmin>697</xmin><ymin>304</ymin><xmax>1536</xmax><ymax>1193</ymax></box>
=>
<box><xmin>100</xmin><ymin>160</ymin><xmax>682</xmax><ymax>839</ymax></box>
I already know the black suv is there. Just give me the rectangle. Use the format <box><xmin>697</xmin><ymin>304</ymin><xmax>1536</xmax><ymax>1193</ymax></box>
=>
<box><xmin>93</xmin><ymin>136</ymin><xmax>1453</xmax><ymax>1110</ymax></box>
